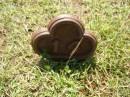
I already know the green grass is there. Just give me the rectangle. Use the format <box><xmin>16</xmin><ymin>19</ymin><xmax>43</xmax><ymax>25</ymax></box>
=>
<box><xmin>0</xmin><ymin>0</ymin><xmax>130</xmax><ymax>97</ymax></box>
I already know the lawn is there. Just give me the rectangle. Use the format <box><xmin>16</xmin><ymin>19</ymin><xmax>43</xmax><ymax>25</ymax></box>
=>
<box><xmin>0</xmin><ymin>0</ymin><xmax>130</xmax><ymax>97</ymax></box>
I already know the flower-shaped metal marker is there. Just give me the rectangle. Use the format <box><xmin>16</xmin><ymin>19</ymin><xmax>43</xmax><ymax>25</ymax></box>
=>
<box><xmin>31</xmin><ymin>14</ymin><xmax>97</xmax><ymax>60</ymax></box>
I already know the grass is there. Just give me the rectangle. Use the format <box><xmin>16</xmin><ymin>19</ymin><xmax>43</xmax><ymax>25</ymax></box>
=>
<box><xmin>0</xmin><ymin>0</ymin><xmax>130</xmax><ymax>97</ymax></box>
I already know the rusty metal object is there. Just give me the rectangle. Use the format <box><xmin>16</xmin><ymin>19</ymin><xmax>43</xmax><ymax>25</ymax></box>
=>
<box><xmin>31</xmin><ymin>14</ymin><xmax>97</xmax><ymax>59</ymax></box>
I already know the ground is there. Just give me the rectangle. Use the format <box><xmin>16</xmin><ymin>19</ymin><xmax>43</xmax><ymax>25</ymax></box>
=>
<box><xmin>0</xmin><ymin>0</ymin><xmax>130</xmax><ymax>97</ymax></box>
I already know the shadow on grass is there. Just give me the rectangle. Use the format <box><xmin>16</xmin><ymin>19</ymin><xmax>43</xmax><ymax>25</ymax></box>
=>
<box><xmin>38</xmin><ymin>55</ymin><xmax>96</xmax><ymax>74</ymax></box>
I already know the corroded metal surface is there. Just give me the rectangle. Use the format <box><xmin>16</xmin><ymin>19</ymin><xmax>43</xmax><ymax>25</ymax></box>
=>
<box><xmin>31</xmin><ymin>14</ymin><xmax>97</xmax><ymax>59</ymax></box>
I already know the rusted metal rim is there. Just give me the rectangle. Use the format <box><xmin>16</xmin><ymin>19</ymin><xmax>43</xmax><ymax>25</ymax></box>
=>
<box><xmin>65</xmin><ymin>32</ymin><xmax>97</xmax><ymax>59</ymax></box>
<box><xmin>31</xmin><ymin>28</ymin><xmax>48</xmax><ymax>43</ymax></box>
<box><xmin>83</xmin><ymin>32</ymin><xmax>97</xmax><ymax>57</ymax></box>
<box><xmin>48</xmin><ymin>14</ymin><xmax>85</xmax><ymax>34</ymax></box>
<box><xmin>31</xmin><ymin>29</ymin><xmax>51</xmax><ymax>54</ymax></box>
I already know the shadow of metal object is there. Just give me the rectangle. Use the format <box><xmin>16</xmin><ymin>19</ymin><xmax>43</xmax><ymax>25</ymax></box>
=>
<box><xmin>38</xmin><ymin>53</ymin><xmax>96</xmax><ymax>74</ymax></box>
